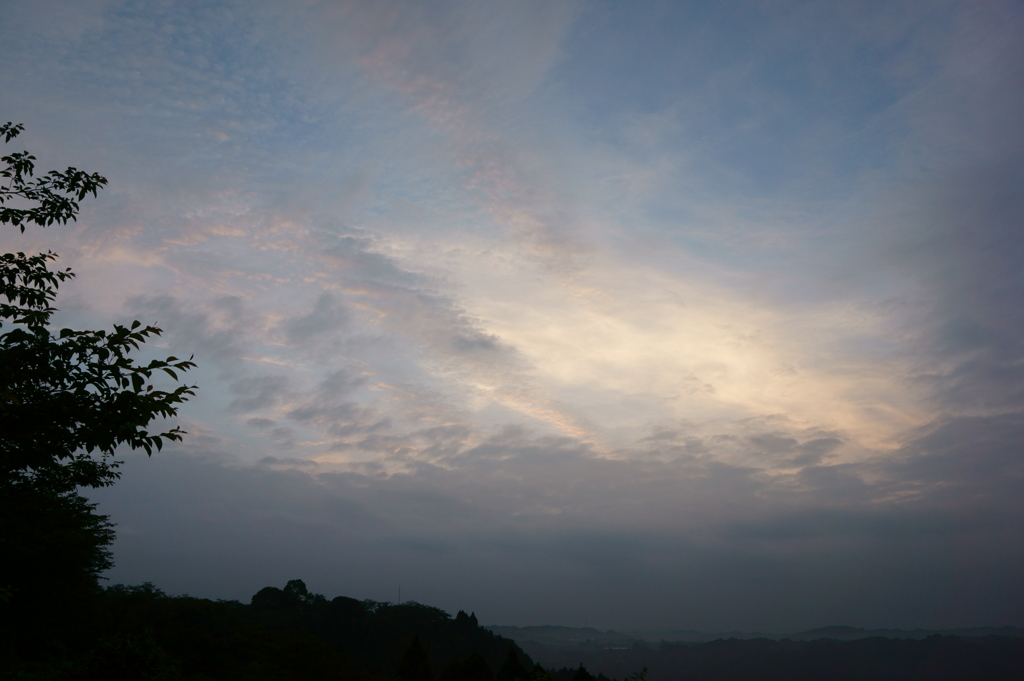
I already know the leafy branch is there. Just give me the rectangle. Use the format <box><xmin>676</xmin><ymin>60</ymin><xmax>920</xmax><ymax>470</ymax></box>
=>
<box><xmin>0</xmin><ymin>122</ymin><xmax>108</xmax><ymax>232</ymax></box>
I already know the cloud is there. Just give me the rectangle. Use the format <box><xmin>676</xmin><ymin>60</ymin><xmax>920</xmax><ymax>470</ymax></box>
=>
<box><xmin>126</xmin><ymin>295</ymin><xmax>256</xmax><ymax>366</ymax></box>
<box><xmin>259</xmin><ymin>455</ymin><xmax>319</xmax><ymax>468</ymax></box>
<box><xmin>901</xmin><ymin>158</ymin><xmax>1024</xmax><ymax>413</ymax></box>
<box><xmin>790</xmin><ymin>437</ymin><xmax>843</xmax><ymax>467</ymax></box>
<box><xmin>246</xmin><ymin>417</ymin><xmax>275</xmax><ymax>428</ymax></box>
<box><xmin>284</xmin><ymin>292</ymin><xmax>350</xmax><ymax>344</ymax></box>
<box><xmin>853</xmin><ymin>2</ymin><xmax>1024</xmax><ymax>416</ymax></box>
<box><xmin>229</xmin><ymin>375</ymin><xmax>290</xmax><ymax>412</ymax></box>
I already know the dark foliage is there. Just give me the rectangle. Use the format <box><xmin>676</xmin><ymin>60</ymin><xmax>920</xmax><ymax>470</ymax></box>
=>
<box><xmin>2</xmin><ymin>580</ymin><xmax>535</xmax><ymax>681</ymax></box>
<box><xmin>0</xmin><ymin>480</ymin><xmax>114</xmax><ymax>644</ymax></box>
<box><xmin>247</xmin><ymin>583</ymin><xmax>524</xmax><ymax>679</ymax></box>
<box><xmin>398</xmin><ymin>636</ymin><xmax>432</xmax><ymax>681</ymax></box>
<box><xmin>549</xmin><ymin>666</ymin><xmax>610</xmax><ymax>681</ymax></box>
<box><xmin>437</xmin><ymin>653</ymin><xmax>492</xmax><ymax>681</ymax></box>
<box><xmin>495</xmin><ymin>646</ymin><xmax>529</xmax><ymax>681</ymax></box>
<box><xmin>0</xmin><ymin>122</ymin><xmax>107</xmax><ymax>232</ymax></box>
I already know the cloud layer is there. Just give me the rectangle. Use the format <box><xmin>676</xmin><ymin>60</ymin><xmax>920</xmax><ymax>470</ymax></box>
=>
<box><xmin>2</xmin><ymin>0</ymin><xmax>1022</xmax><ymax>629</ymax></box>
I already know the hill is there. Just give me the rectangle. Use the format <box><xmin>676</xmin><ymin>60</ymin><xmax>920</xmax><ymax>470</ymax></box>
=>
<box><xmin>487</xmin><ymin>624</ymin><xmax>1024</xmax><ymax>681</ymax></box>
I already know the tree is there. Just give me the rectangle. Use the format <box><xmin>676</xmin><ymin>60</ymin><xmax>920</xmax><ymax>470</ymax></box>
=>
<box><xmin>496</xmin><ymin>647</ymin><xmax>529</xmax><ymax>681</ymax></box>
<box><xmin>571</xmin><ymin>665</ymin><xmax>595</xmax><ymax>681</ymax></box>
<box><xmin>438</xmin><ymin>652</ymin><xmax>493</xmax><ymax>681</ymax></box>
<box><xmin>0</xmin><ymin>122</ymin><xmax>196</xmax><ymax>653</ymax></box>
<box><xmin>398</xmin><ymin>635</ymin><xmax>434</xmax><ymax>681</ymax></box>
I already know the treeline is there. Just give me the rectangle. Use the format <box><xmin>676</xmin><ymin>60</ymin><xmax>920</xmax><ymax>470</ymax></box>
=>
<box><xmin>1</xmin><ymin>579</ymin><xmax>540</xmax><ymax>681</ymax></box>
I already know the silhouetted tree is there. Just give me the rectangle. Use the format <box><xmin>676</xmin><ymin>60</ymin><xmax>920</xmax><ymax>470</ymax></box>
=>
<box><xmin>496</xmin><ymin>646</ymin><xmax>529</xmax><ymax>681</ymax></box>
<box><xmin>399</xmin><ymin>635</ymin><xmax>433</xmax><ymax>681</ymax></box>
<box><xmin>252</xmin><ymin>585</ymin><xmax>293</xmax><ymax>610</ymax></box>
<box><xmin>284</xmin><ymin>578</ymin><xmax>327</xmax><ymax>605</ymax></box>
<box><xmin>528</xmin><ymin>664</ymin><xmax>553</xmax><ymax>681</ymax></box>
<box><xmin>571</xmin><ymin>664</ymin><xmax>595</xmax><ymax>681</ymax></box>
<box><xmin>439</xmin><ymin>652</ymin><xmax>493</xmax><ymax>681</ymax></box>
<box><xmin>0</xmin><ymin>477</ymin><xmax>115</xmax><ymax>647</ymax></box>
<box><xmin>455</xmin><ymin>610</ymin><xmax>480</xmax><ymax>628</ymax></box>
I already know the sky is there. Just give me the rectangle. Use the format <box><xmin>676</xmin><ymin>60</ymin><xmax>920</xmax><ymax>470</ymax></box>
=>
<box><xmin>1</xmin><ymin>0</ymin><xmax>1023</xmax><ymax>633</ymax></box>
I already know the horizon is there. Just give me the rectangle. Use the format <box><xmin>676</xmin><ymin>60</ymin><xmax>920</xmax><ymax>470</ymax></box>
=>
<box><xmin>2</xmin><ymin>0</ymin><xmax>1022</xmax><ymax>633</ymax></box>
<box><xmin>483</xmin><ymin>622</ymin><xmax>1024</xmax><ymax>637</ymax></box>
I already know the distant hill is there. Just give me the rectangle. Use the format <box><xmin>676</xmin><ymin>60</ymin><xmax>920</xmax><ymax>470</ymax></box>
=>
<box><xmin>487</xmin><ymin>623</ymin><xmax>1024</xmax><ymax>681</ymax></box>
<box><xmin>487</xmin><ymin>623</ymin><xmax>1024</xmax><ymax>647</ymax></box>
<box><xmin>783</xmin><ymin>625</ymin><xmax>1024</xmax><ymax>641</ymax></box>
<box><xmin>486</xmin><ymin>626</ymin><xmax>639</xmax><ymax>648</ymax></box>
